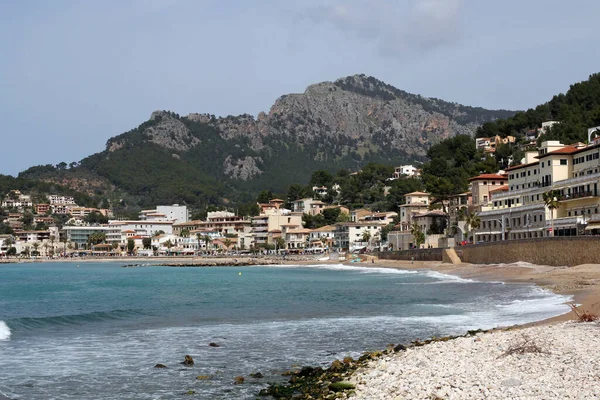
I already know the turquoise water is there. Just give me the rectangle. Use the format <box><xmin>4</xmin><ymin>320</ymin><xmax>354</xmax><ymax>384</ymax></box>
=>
<box><xmin>0</xmin><ymin>262</ymin><xmax>570</xmax><ymax>399</ymax></box>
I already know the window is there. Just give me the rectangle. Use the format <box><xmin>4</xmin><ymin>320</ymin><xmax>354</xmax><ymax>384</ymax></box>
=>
<box><xmin>560</xmin><ymin>159</ymin><xmax>567</xmax><ymax>165</ymax></box>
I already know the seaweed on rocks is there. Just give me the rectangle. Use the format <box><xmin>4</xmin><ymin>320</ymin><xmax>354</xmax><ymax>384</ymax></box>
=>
<box><xmin>257</xmin><ymin>330</ymin><xmax>497</xmax><ymax>399</ymax></box>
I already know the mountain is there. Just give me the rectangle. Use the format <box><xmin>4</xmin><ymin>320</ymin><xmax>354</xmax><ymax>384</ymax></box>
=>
<box><xmin>18</xmin><ymin>74</ymin><xmax>514</xmax><ymax>209</ymax></box>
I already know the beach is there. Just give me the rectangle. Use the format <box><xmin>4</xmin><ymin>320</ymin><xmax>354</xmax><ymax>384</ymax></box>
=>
<box><xmin>341</xmin><ymin>259</ymin><xmax>600</xmax><ymax>399</ymax></box>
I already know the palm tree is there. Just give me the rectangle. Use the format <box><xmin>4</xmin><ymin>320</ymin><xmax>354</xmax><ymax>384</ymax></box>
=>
<box><xmin>361</xmin><ymin>230</ymin><xmax>372</xmax><ymax>246</ymax></box>
<box><xmin>465</xmin><ymin>213</ymin><xmax>481</xmax><ymax>243</ymax></box>
<box><xmin>165</xmin><ymin>240</ymin><xmax>173</xmax><ymax>256</ymax></box>
<box><xmin>203</xmin><ymin>235</ymin><xmax>211</xmax><ymax>251</ymax></box>
<box><xmin>196</xmin><ymin>233</ymin><xmax>202</xmax><ymax>254</ymax></box>
<box><xmin>410</xmin><ymin>222</ymin><xmax>425</xmax><ymax>249</ymax></box>
<box><xmin>49</xmin><ymin>234</ymin><xmax>56</xmax><ymax>256</ymax></box>
<box><xmin>543</xmin><ymin>190</ymin><xmax>561</xmax><ymax>237</ymax></box>
<box><xmin>32</xmin><ymin>241</ymin><xmax>40</xmax><ymax>256</ymax></box>
<box><xmin>223</xmin><ymin>238</ymin><xmax>232</xmax><ymax>250</ymax></box>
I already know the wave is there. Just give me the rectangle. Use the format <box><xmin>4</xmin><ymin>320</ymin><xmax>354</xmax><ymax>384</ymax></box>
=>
<box><xmin>5</xmin><ymin>309</ymin><xmax>147</xmax><ymax>332</ymax></box>
<box><xmin>271</xmin><ymin>263</ymin><xmax>419</xmax><ymax>275</ymax></box>
<box><xmin>0</xmin><ymin>321</ymin><xmax>11</xmax><ymax>340</ymax></box>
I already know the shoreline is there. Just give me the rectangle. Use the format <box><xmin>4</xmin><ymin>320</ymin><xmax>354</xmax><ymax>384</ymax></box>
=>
<box><xmin>362</xmin><ymin>258</ymin><xmax>600</xmax><ymax>325</ymax></box>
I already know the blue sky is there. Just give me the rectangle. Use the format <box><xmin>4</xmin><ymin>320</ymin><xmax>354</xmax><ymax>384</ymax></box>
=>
<box><xmin>1</xmin><ymin>0</ymin><xmax>599</xmax><ymax>176</ymax></box>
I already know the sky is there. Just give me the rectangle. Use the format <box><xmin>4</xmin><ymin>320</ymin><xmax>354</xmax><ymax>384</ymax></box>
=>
<box><xmin>1</xmin><ymin>0</ymin><xmax>600</xmax><ymax>176</ymax></box>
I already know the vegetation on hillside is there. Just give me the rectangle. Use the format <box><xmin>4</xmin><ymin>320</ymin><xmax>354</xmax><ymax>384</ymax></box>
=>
<box><xmin>476</xmin><ymin>73</ymin><xmax>600</xmax><ymax>144</ymax></box>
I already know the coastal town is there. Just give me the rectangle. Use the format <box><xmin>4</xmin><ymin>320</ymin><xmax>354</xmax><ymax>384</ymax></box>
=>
<box><xmin>2</xmin><ymin>123</ymin><xmax>600</xmax><ymax>260</ymax></box>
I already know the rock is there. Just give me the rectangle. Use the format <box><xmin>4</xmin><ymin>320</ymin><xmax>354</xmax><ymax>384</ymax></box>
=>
<box><xmin>502</xmin><ymin>378</ymin><xmax>522</xmax><ymax>387</ymax></box>
<box><xmin>342</xmin><ymin>356</ymin><xmax>354</xmax><ymax>365</ymax></box>
<box><xmin>249</xmin><ymin>372</ymin><xmax>264</xmax><ymax>378</ymax></box>
<box><xmin>196</xmin><ymin>375</ymin><xmax>211</xmax><ymax>380</ymax></box>
<box><xmin>394</xmin><ymin>344</ymin><xmax>407</xmax><ymax>352</ymax></box>
<box><xmin>184</xmin><ymin>390</ymin><xmax>195</xmax><ymax>395</ymax></box>
<box><xmin>328</xmin><ymin>381</ymin><xmax>356</xmax><ymax>392</ymax></box>
<box><xmin>154</xmin><ymin>363</ymin><xmax>167</xmax><ymax>369</ymax></box>
<box><xmin>329</xmin><ymin>359</ymin><xmax>345</xmax><ymax>372</ymax></box>
<box><xmin>234</xmin><ymin>376</ymin><xmax>245</xmax><ymax>384</ymax></box>
<box><xmin>297</xmin><ymin>366</ymin><xmax>323</xmax><ymax>377</ymax></box>
<box><xmin>181</xmin><ymin>355</ymin><xmax>194</xmax><ymax>366</ymax></box>
<box><xmin>208</xmin><ymin>342</ymin><xmax>220</xmax><ymax>347</ymax></box>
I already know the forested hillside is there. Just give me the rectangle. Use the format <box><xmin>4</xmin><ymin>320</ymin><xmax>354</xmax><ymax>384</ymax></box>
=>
<box><xmin>477</xmin><ymin>73</ymin><xmax>600</xmax><ymax>144</ymax></box>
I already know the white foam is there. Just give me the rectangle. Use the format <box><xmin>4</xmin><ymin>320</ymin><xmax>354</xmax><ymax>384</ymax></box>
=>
<box><xmin>422</xmin><ymin>270</ymin><xmax>475</xmax><ymax>283</ymax></box>
<box><xmin>0</xmin><ymin>321</ymin><xmax>11</xmax><ymax>341</ymax></box>
<box><xmin>270</xmin><ymin>263</ymin><xmax>419</xmax><ymax>274</ymax></box>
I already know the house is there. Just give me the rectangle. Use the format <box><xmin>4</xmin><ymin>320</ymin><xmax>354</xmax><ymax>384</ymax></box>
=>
<box><xmin>398</xmin><ymin>192</ymin><xmax>430</xmax><ymax>230</ymax></box>
<box><xmin>35</xmin><ymin>204</ymin><xmax>51</xmax><ymax>214</ymax></box>
<box><xmin>48</xmin><ymin>195</ymin><xmax>76</xmax><ymax>205</ymax></box>
<box><xmin>350</xmin><ymin>209</ymin><xmax>371</xmax><ymax>223</ymax></box>
<box><xmin>284</xmin><ymin>228</ymin><xmax>311</xmax><ymax>250</ymax></box>
<box><xmin>308</xmin><ymin>225</ymin><xmax>335</xmax><ymax>251</ymax></box>
<box><xmin>361</xmin><ymin>211</ymin><xmax>398</xmax><ymax>225</ymax></box>
<box><xmin>1</xmin><ymin>190</ymin><xmax>33</xmax><ymax>210</ymax></box>
<box><xmin>392</xmin><ymin>165</ymin><xmax>419</xmax><ymax>179</ymax></box>
<box><xmin>468</xmin><ymin>174</ymin><xmax>508</xmax><ymax>210</ymax></box>
<box><xmin>333</xmin><ymin>222</ymin><xmax>382</xmax><ymax>251</ymax></box>
<box><xmin>292</xmin><ymin>198</ymin><xmax>326</xmax><ymax>216</ymax></box>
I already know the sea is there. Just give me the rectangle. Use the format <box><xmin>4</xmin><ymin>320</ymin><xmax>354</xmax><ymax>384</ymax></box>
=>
<box><xmin>0</xmin><ymin>261</ymin><xmax>571</xmax><ymax>399</ymax></box>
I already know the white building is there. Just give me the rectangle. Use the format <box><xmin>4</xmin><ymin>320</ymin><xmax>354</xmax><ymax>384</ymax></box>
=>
<box><xmin>392</xmin><ymin>165</ymin><xmax>419</xmax><ymax>179</ymax></box>
<box><xmin>109</xmin><ymin>220</ymin><xmax>174</xmax><ymax>238</ymax></box>
<box><xmin>139</xmin><ymin>204</ymin><xmax>189</xmax><ymax>223</ymax></box>
<box><xmin>473</xmin><ymin>139</ymin><xmax>600</xmax><ymax>242</ymax></box>
<box><xmin>48</xmin><ymin>195</ymin><xmax>76</xmax><ymax>205</ymax></box>
<box><xmin>333</xmin><ymin>222</ymin><xmax>382</xmax><ymax>251</ymax></box>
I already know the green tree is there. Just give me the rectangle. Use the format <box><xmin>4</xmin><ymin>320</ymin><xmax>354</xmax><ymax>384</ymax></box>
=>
<box><xmin>84</xmin><ymin>211</ymin><xmax>108</xmax><ymax>224</ymax></box>
<box><xmin>180</xmin><ymin>229</ymin><xmax>190</xmax><ymax>238</ymax></box>
<box><xmin>127</xmin><ymin>238</ymin><xmax>135</xmax><ymax>254</ymax></box>
<box><xmin>142</xmin><ymin>237</ymin><xmax>152</xmax><ymax>249</ymax></box>
<box><xmin>322</xmin><ymin>207</ymin><xmax>341</xmax><ymax>225</ymax></box>
<box><xmin>274</xmin><ymin>237</ymin><xmax>286</xmax><ymax>250</ymax></box>
<box><xmin>309</xmin><ymin>170</ymin><xmax>333</xmax><ymax>187</ymax></box>
<box><xmin>256</xmin><ymin>190</ymin><xmax>273</xmax><ymax>204</ymax></box>
<box><xmin>223</xmin><ymin>238</ymin><xmax>232</xmax><ymax>250</ymax></box>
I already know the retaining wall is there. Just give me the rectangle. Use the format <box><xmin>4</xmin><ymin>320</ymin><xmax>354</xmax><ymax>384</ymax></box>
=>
<box><xmin>459</xmin><ymin>236</ymin><xmax>600</xmax><ymax>267</ymax></box>
<box><xmin>377</xmin><ymin>248</ymin><xmax>444</xmax><ymax>262</ymax></box>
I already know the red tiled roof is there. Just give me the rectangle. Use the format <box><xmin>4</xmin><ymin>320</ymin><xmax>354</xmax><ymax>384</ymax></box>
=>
<box><xmin>468</xmin><ymin>174</ymin><xmax>507</xmax><ymax>181</ymax></box>
<box><xmin>489</xmin><ymin>185</ymin><xmax>509</xmax><ymax>194</ymax></box>
<box><xmin>536</xmin><ymin>146</ymin><xmax>579</xmax><ymax>158</ymax></box>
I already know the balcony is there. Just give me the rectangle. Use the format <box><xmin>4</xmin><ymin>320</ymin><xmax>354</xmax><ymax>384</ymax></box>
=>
<box><xmin>560</xmin><ymin>191</ymin><xmax>594</xmax><ymax>201</ymax></box>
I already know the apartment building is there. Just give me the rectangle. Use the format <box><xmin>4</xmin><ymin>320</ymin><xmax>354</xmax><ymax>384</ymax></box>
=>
<box><xmin>139</xmin><ymin>204</ymin><xmax>189</xmax><ymax>223</ymax></box>
<box><xmin>474</xmin><ymin>139</ymin><xmax>600</xmax><ymax>242</ymax></box>
<box><xmin>173</xmin><ymin>211</ymin><xmax>251</xmax><ymax>236</ymax></box>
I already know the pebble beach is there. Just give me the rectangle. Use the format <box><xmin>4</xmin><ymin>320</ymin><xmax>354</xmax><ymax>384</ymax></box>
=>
<box><xmin>342</xmin><ymin>260</ymin><xmax>600</xmax><ymax>400</ymax></box>
<box><xmin>351</xmin><ymin>321</ymin><xmax>600</xmax><ymax>399</ymax></box>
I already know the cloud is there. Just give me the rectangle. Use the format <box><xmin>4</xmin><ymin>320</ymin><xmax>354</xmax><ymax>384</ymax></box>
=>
<box><xmin>302</xmin><ymin>0</ymin><xmax>465</xmax><ymax>57</ymax></box>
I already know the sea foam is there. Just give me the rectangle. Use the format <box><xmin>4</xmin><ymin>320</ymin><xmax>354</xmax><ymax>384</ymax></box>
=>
<box><xmin>0</xmin><ymin>321</ymin><xmax>11</xmax><ymax>340</ymax></box>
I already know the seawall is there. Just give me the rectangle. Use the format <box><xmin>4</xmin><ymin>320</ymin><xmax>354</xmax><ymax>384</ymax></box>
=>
<box><xmin>378</xmin><ymin>237</ymin><xmax>600</xmax><ymax>267</ymax></box>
